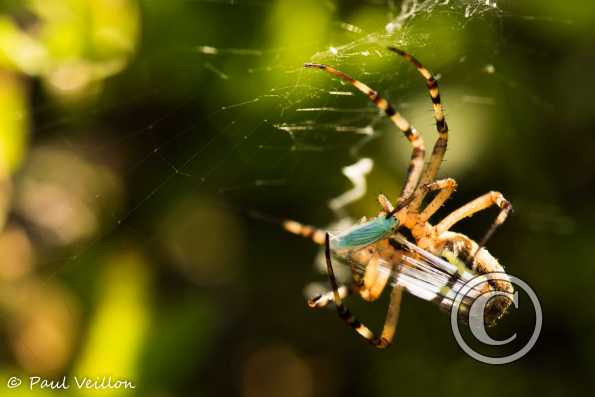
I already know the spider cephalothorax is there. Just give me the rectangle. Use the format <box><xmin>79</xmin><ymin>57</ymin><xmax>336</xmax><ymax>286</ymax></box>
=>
<box><xmin>280</xmin><ymin>47</ymin><xmax>513</xmax><ymax>348</ymax></box>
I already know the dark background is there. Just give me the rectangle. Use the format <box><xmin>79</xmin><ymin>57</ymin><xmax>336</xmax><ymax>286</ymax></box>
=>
<box><xmin>0</xmin><ymin>1</ymin><xmax>594</xmax><ymax>396</ymax></box>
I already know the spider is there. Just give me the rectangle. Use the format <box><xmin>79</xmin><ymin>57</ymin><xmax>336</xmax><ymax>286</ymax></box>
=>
<box><xmin>281</xmin><ymin>47</ymin><xmax>513</xmax><ymax>349</ymax></box>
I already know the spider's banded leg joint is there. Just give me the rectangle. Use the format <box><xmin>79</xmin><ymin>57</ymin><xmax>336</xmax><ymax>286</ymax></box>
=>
<box><xmin>373</xmin><ymin>338</ymin><xmax>391</xmax><ymax>349</ymax></box>
<box><xmin>307</xmin><ymin>285</ymin><xmax>352</xmax><ymax>309</ymax></box>
<box><xmin>436</xmin><ymin>190</ymin><xmax>513</xmax><ymax>239</ymax></box>
<box><xmin>304</xmin><ymin>62</ymin><xmax>326</xmax><ymax>69</ymax></box>
<box><xmin>304</xmin><ymin>60</ymin><xmax>427</xmax><ymax>205</ymax></box>
<box><xmin>322</xmin><ymin>224</ymin><xmax>406</xmax><ymax>348</ymax></box>
<box><xmin>388</xmin><ymin>46</ymin><xmax>450</xmax><ymax>210</ymax></box>
<box><xmin>384</xmin><ymin>105</ymin><xmax>397</xmax><ymax>117</ymax></box>
<box><xmin>307</xmin><ymin>294</ymin><xmax>322</xmax><ymax>308</ymax></box>
<box><xmin>283</xmin><ymin>220</ymin><xmax>326</xmax><ymax>245</ymax></box>
<box><xmin>477</xmin><ymin>192</ymin><xmax>513</xmax><ymax>249</ymax></box>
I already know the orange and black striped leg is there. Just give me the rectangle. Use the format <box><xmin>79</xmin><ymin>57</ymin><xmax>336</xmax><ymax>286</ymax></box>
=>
<box><xmin>305</xmin><ymin>63</ymin><xmax>426</xmax><ymax>205</ymax></box>
<box><xmin>418</xmin><ymin>178</ymin><xmax>458</xmax><ymax>222</ymax></box>
<box><xmin>436</xmin><ymin>191</ymin><xmax>512</xmax><ymax>247</ymax></box>
<box><xmin>307</xmin><ymin>284</ymin><xmax>353</xmax><ymax>308</ymax></box>
<box><xmin>381</xmin><ymin>178</ymin><xmax>455</xmax><ymax>221</ymax></box>
<box><xmin>324</xmin><ymin>234</ymin><xmax>403</xmax><ymax>349</ymax></box>
<box><xmin>388</xmin><ymin>47</ymin><xmax>449</xmax><ymax>210</ymax></box>
<box><xmin>283</xmin><ymin>219</ymin><xmax>326</xmax><ymax>245</ymax></box>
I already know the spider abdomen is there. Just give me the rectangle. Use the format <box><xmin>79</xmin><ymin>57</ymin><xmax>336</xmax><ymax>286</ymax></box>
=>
<box><xmin>435</xmin><ymin>232</ymin><xmax>513</xmax><ymax>326</ymax></box>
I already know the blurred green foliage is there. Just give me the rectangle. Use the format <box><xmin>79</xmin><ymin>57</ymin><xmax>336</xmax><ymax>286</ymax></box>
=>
<box><xmin>0</xmin><ymin>1</ymin><xmax>594</xmax><ymax>396</ymax></box>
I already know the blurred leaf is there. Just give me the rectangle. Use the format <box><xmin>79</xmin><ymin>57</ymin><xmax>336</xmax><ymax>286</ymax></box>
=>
<box><xmin>0</xmin><ymin>16</ymin><xmax>47</xmax><ymax>74</ymax></box>
<box><xmin>72</xmin><ymin>249</ymin><xmax>151</xmax><ymax>396</ymax></box>
<box><xmin>0</xmin><ymin>71</ymin><xmax>28</xmax><ymax>172</ymax></box>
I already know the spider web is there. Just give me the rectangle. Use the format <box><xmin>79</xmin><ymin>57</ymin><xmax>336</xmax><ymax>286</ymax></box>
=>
<box><xmin>4</xmin><ymin>2</ymin><xmax>591</xmax><ymax>395</ymax></box>
<box><xmin>180</xmin><ymin>0</ymin><xmax>501</xmax><ymax>206</ymax></box>
<box><xmin>11</xmin><ymin>0</ymin><xmax>555</xmax><ymax>273</ymax></box>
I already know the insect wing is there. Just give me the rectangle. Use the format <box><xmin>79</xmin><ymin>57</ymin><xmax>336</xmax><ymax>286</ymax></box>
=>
<box><xmin>391</xmin><ymin>235</ymin><xmax>482</xmax><ymax>316</ymax></box>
